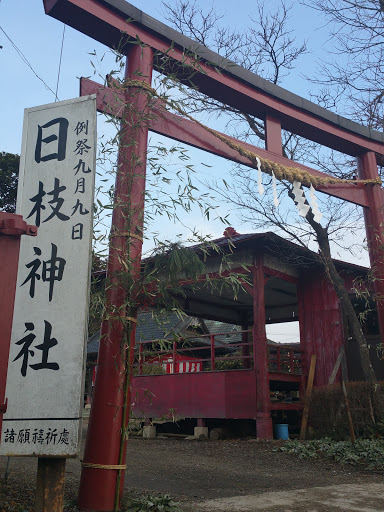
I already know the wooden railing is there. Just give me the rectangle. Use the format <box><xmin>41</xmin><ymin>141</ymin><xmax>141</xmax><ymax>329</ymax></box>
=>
<box><xmin>137</xmin><ymin>330</ymin><xmax>252</xmax><ymax>374</ymax></box>
<box><xmin>135</xmin><ymin>331</ymin><xmax>303</xmax><ymax>376</ymax></box>
<box><xmin>268</xmin><ymin>344</ymin><xmax>303</xmax><ymax>375</ymax></box>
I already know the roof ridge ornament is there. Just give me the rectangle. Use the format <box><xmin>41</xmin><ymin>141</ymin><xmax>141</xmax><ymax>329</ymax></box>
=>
<box><xmin>224</xmin><ymin>227</ymin><xmax>240</xmax><ymax>238</ymax></box>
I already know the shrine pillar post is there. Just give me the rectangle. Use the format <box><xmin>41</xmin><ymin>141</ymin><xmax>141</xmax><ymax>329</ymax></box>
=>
<box><xmin>252</xmin><ymin>255</ymin><xmax>273</xmax><ymax>438</ymax></box>
<box><xmin>357</xmin><ymin>152</ymin><xmax>384</xmax><ymax>341</ymax></box>
<box><xmin>78</xmin><ymin>45</ymin><xmax>153</xmax><ymax>512</ymax></box>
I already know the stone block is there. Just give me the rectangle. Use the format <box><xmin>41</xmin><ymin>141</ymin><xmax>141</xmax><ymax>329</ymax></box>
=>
<box><xmin>143</xmin><ymin>425</ymin><xmax>156</xmax><ymax>439</ymax></box>
<box><xmin>194</xmin><ymin>426</ymin><xmax>208</xmax><ymax>439</ymax></box>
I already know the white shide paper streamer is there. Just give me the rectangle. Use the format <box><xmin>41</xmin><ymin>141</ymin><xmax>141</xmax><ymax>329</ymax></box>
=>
<box><xmin>309</xmin><ymin>184</ymin><xmax>322</xmax><ymax>223</ymax></box>
<box><xmin>292</xmin><ymin>180</ymin><xmax>310</xmax><ymax>217</ymax></box>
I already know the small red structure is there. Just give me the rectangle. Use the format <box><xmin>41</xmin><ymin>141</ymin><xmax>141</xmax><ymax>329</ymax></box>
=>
<box><xmin>144</xmin><ymin>354</ymin><xmax>202</xmax><ymax>374</ymax></box>
<box><xmin>0</xmin><ymin>212</ymin><xmax>37</xmax><ymax>444</ymax></box>
<box><xmin>130</xmin><ymin>231</ymin><xmax>379</xmax><ymax>430</ymax></box>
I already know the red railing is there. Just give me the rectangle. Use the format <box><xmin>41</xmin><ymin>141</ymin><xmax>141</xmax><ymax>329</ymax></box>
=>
<box><xmin>137</xmin><ymin>330</ymin><xmax>252</xmax><ymax>374</ymax></box>
<box><xmin>135</xmin><ymin>331</ymin><xmax>303</xmax><ymax>376</ymax></box>
<box><xmin>268</xmin><ymin>344</ymin><xmax>303</xmax><ymax>375</ymax></box>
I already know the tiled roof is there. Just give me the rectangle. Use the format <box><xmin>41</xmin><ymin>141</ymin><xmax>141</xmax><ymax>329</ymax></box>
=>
<box><xmin>87</xmin><ymin>313</ymin><xmax>243</xmax><ymax>354</ymax></box>
<box><xmin>203</xmin><ymin>320</ymin><xmax>242</xmax><ymax>344</ymax></box>
<box><xmin>88</xmin><ymin>310</ymin><xmax>193</xmax><ymax>354</ymax></box>
<box><xmin>136</xmin><ymin>310</ymin><xmax>182</xmax><ymax>342</ymax></box>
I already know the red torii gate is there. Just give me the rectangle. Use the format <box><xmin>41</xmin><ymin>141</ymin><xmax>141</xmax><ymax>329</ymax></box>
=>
<box><xmin>43</xmin><ymin>1</ymin><xmax>384</xmax><ymax>511</ymax></box>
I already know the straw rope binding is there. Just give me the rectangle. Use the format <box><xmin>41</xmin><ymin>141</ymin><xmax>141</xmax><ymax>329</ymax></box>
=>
<box><xmin>123</xmin><ymin>79</ymin><xmax>382</xmax><ymax>188</ymax></box>
<box><xmin>110</xmin><ymin>230</ymin><xmax>144</xmax><ymax>242</ymax></box>
<box><xmin>81</xmin><ymin>461</ymin><xmax>127</xmax><ymax>470</ymax></box>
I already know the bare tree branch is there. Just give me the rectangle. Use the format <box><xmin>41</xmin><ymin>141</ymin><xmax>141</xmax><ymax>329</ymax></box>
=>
<box><xmin>161</xmin><ymin>0</ymin><xmax>377</xmax><ymax>380</ymax></box>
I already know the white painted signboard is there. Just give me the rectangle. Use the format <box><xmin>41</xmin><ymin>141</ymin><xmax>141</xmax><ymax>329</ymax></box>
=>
<box><xmin>0</xmin><ymin>96</ymin><xmax>96</xmax><ymax>457</ymax></box>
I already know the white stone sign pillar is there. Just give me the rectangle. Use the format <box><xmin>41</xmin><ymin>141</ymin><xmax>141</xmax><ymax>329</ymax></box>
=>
<box><xmin>0</xmin><ymin>95</ymin><xmax>96</xmax><ymax>457</ymax></box>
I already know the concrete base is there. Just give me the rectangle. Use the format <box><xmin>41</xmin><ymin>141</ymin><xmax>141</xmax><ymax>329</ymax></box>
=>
<box><xmin>209</xmin><ymin>427</ymin><xmax>229</xmax><ymax>440</ymax></box>
<box><xmin>194</xmin><ymin>426</ymin><xmax>209</xmax><ymax>439</ymax></box>
<box><xmin>143</xmin><ymin>425</ymin><xmax>156</xmax><ymax>439</ymax></box>
<box><xmin>256</xmin><ymin>412</ymin><xmax>273</xmax><ymax>439</ymax></box>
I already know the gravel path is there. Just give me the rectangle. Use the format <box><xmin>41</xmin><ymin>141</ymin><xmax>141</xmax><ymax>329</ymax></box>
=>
<box><xmin>1</xmin><ymin>420</ymin><xmax>384</xmax><ymax>511</ymax></box>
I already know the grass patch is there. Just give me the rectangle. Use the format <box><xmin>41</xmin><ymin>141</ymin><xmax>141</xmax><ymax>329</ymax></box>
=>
<box><xmin>122</xmin><ymin>493</ymin><xmax>182</xmax><ymax>511</ymax></box>
<box><xmin>276</xmin><ymin>438</ymin><xmax>384</xmax><ymax>470</ymax></box>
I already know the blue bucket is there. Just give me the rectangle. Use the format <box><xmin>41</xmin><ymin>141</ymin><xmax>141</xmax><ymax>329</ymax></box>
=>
<box><xmin>274</xmin><ymin>423</ymin><xmax>289</xmax><ymax>440</ymax></box>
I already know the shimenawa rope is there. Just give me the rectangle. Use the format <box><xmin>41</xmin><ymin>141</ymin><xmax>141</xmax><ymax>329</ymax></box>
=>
<box><xmin>81</xmin><ymin>461</ymin><xmax>127</xmax><ymax>470</ymax></box>
<box><xmin>122</xmin><ymin>79</ymin><xmax>382</xmax><ymax>188</ymax></box>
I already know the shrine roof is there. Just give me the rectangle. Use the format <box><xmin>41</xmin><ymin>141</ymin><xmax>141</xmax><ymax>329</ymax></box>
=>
<box><xmin>189</xmin><ymin>230</ymin><xmax>369</xmax><ymax>275</ymax></box>
<box><xmin>92</xmin><ymin>230</ymin><xmax>369</xmax><ymax>278</ymax></box>
<box><xmin>87</xmin><ymin>311</ymin><xmax>242</xmax><ymax>354</ymax></box>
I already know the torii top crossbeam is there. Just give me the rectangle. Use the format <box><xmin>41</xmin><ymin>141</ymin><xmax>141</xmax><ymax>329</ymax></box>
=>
<box><xmin>44</xmin><ymin>0</ymin><xmax>384</xmax><ymax>161</ymax></box>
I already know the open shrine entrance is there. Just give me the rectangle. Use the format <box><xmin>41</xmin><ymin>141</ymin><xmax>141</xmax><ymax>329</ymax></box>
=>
<box><xmin>131</xmin><ymin>232</ymin><xmax>305</xmax><ymax>429</ymax></box>
<box><xmin>128</xmin><ymin>229</ymin><xmax>378</xmax><ymax>424</ymax></box>
<box><xmin>43</xmin><ymin>1</ymin><xmax>384</xmax><ymax>510</ymax></box>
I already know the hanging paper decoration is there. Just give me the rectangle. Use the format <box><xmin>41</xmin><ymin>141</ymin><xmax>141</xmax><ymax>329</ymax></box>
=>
<box><xmin>256</xmin><ymin>157</ymin><xmax>264</xmax><ymax>196</ymax></box>
<box><xmin>256</xmin><ymin>165</ymin><xmax>322</xmax><ymax>222</ymax></box>
<box><xmin>272</xmin><ymin>171</ymin><xmax>279</xmax><ymax>208</ymax></box>
<box><xmin>292</xmin><ymin>180</ymin><xmax>310</xmax><ymax>217</ymax></box>
<box><xmin>309</xmin><ymin>185</ymin><xmax>322</xmax><ymax>223</ymax></box>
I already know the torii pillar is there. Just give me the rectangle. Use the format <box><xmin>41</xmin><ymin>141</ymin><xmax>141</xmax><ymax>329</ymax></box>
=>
<box><xmin>78</xmin><ymin>46</ymin><xmax>153</xmax><ymax>511</ymax></box>
<box><xmin>357</xmin><ymin>152</ymin><xmax>384</xmax><ymax>336</ymax></box>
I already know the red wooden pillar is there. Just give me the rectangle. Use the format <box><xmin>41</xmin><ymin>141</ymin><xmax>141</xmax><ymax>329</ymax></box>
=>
<box><xmin>265</xmin><ymin>114</ymin><xmax>283</xmax><ymax>156</ymax></box>
<box><xmin>357</xmin><ymin>152</ymin><xmax>384</xmax><ymax>340</ymax></box>
<box><xmin>0</xmin><ymin>213</ymin><xmax>37</xmax><ymax>444</ymax></box>
<box><xmin>252</xmin><ymin>256</ymin><xmax>273</xmax><ymax>438</ymax></box>
<box><xmin>78</xmin><ymin>45</ymin><xmax>153</xmax><ymax>512</ymax></box>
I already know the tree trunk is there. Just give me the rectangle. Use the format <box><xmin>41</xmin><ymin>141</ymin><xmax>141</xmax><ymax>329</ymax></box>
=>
<box><xmin>287</xmin><ymin>187</ymin><xmax>377</xmax><ymax>383</ymax></box>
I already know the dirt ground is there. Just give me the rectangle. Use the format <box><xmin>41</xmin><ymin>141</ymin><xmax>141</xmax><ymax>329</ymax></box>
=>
<box><xmin>1</xmin><ymin>420</ymin><xmax>384</xmax><ymax>511</ymax></box>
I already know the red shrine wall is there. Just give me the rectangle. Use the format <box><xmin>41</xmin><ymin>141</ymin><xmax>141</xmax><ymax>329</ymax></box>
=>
<box><xmin>298</xmin><ymin>271</ymin><xmax>344</xmax><ymax>386</ymax></box>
